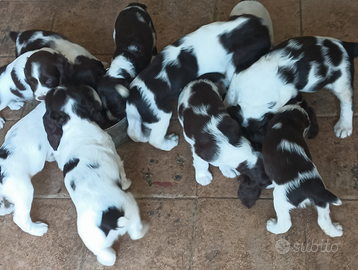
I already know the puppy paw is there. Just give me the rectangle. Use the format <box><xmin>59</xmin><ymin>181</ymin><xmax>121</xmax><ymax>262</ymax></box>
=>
<box><xmin>219</xmin><ymin>166</ymin><xmax>239</xmax><ymax>178</ymax></box>
<box><xmin>196</xmin><ymin>172</ymin><xmax>213</xmax><ymax>186</ymax></box>
<box><xmin>322</xmin><ymin>222</ymin><xmax>343</xmax><ymax>238</ymax></box>
<box><xmin>334</xmin><ymin>120</ymin><xmax>352</xmax><ymax>138</ymax></box>
<box><xmin>8</xmin><ymin>101</ymin><xmax>24</xmax><ymax>110</ymax></box>
<box><xmin>0</xmin><ymin>117</ymin><xmax>5</xmax><ymax>129</ymax></box>
<box><xmin>129</xmin><ymin>221</ymin><xmax>149</xmax><ymax>240</ymax></box>
<box><xmin>121</xmin><ymin>178</ymin><xmax>132</xmax><ymax>190</ymax></box>
<box><xmin>29</xmin><ymin>222</ymin><xmax>48</xmax><ymax>236</ymax></box>
<box><xmin>97</xmin><ymin>248</ymin><xmax>116</xmax><ymax>266</ymax></box>
<box><xmin>266</xmin><ymin>218</ymin><xmax>290</xmax><ymax>234</ymax></box>
<box><xmin>161</xmin><ymin>134</ymin><xmax>179</xmax><ymax>151</ymax></box>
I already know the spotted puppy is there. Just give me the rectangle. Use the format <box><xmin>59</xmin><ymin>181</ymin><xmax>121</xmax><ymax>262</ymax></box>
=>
<box><xmin>0</xmin><ymin>47</ymin><xmax>73</xmax><ymax>128</ymax></box>
<box><xmin>0</xmin><ymin>102</ymin><xmax>54</xmax><ymax>236</ymax></box>
<box><xmin>126</xmin><ymin>0</ymin><xmax>273</xmax><ymax>151</ymax></box>
<box><xmin>10</xmin><ymin>30</ymin><xmax>105</xmax><ymax>89</ymax></box>
<box><xmin>262</xmin><ymin>104</ymin><xmax>342</xmax><ymax>237</ymax></box>
<box><xmin>225</xmin><ymin>36</ymin><xmax>358</xmax><ymax>139</ymax></box>
<box><xmin>43</xmin><ymin>85</ymin><xmax>148</xmax><ymax>266</ymax></box>
<box><xmin>178</xmin><ymin>78</ymin><xmax>270</xmax><ymax>193</ymax></box>
<box><xmin>97</xmin><ymin>2</ymin><xmax>157</xmax><ymax>122</ymax></box>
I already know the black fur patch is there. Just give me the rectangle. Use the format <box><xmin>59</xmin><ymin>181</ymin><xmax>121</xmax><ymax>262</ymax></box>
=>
<box><xmin>11</xmin><ymin>69</ymin><xmax>26</xmax><ymax>90</ymax></box>
<box><xmin>10</xmin><ymin>88</ymin><xmax>24</xmax><ymax>98</ymax></box>
<box><xmin>87</xmin><ymin>162</ymin><xmax>100</xmax><ymax>169</ymax></box>
<box><xmin>0</xmin><ymin>148</ymin><xmax>10</xmax><ymax>159</ymax></box>
<box><xmin>63</xmin><ymin>158</ymin><xmax>80</xmax><ymax>178</ymax></box>
<box><xmin>0</xmin><ymin>166</ymin><xmax>5</xmax><ymax>184</ymax></box>
<box><xmin>72</xmin><ymin>56</ymin><xmax>105</xmax><ymax>89</ymax></box>
<box><xmin>70</xmin><ymin>179</ymin><xmax>76</xmax><ymax>191</ymax></box>
<box><xmin>99</xmin><ymin>207</ymin><xmax>125</xmax><ymax>236</ymax></box>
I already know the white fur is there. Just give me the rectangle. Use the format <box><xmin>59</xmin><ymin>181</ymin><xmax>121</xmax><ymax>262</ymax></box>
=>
<box><xmin>225</xmin><ymin>36</ymin><xmax>354</xmax><ymax>138</ymax></box>
<box><xmin>0</xmin><ymin>102</ymin><xmax>54</xmax><ymax>236</ymax></box>
<box><xmin>51</xmin><ymin>95</ymin><xmax>148</xmax><ymax>266</ymax></box>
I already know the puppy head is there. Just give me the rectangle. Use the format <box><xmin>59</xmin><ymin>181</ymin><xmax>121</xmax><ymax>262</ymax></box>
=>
<box><xmin>43</xmin><ymin>84</ymin><xmax>104</xmax><ymax>150</ymax></box>
<box><xmin>72</xmin><ymin>56</ymin><xmax>106</xmax><ymax>89</ymax></box>
<box><xmin>237</xmin><ymin>174</ymin><xmax>262</xmax><ymax>208</ymax></box>
<box><xmin>24</xmin><ymin>49</ymin><xmax>74</xmax><ymax>100</ymax></box>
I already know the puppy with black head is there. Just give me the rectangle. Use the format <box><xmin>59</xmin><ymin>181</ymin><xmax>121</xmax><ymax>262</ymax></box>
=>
<box><xmin>126</xmin><ymin>0</ymin><xmax>273</xmax><ymax>151</ymax></box>
<box><xmin>225</xmin><ymin>36</ymin><xmax>358</xmax><ymax>139</ymax></box>
<box><xmin>0</xmin><ymin>47</ymin><xmax>73</xmax><ymax>128</ymax></box>
<box><xmin>262</xmin><ymin>104</ymin><xmax>343</xmax><ymax>237</ymax></box>
<box><xmin>0</xmin><ymin>101</ymin><xmax>54</xmax><ymax>236</ymax></box>
<box><xmin>43</xmin><ymin>84</ymin><xmax>148</xmax><ymax>266</ymax></box>
<box><xmin>10</xmin><ymin>29</ymin><xmax>105</xmax><ymax>89</ymax></box>
<box><xmin>178</xmin><ymin>78</ymin><xmax>270</xmax><ymax>197</ymax></box>
<box><xmin>97</xmin><ymin>3</ymin><xmax>157</xmax><ymax>122</ymax></box>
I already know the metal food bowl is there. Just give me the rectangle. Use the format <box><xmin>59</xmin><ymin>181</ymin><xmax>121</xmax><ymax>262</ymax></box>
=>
<box><xmin>105</xmin><ymin>116</ymin><xmax>129</xmax><ymax>147</ymax></box>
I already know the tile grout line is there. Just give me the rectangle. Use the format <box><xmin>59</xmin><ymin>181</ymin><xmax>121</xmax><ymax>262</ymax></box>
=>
<box><xmin>299</xmin><ymin>0</ymin><xmax>303</xmax><ymax>36</ymax></box>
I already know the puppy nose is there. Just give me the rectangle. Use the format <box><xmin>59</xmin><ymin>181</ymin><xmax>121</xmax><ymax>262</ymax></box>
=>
<box><xmin>37</xmin><ymin>95</ymin><xmax>46</xmax><ymax>101</ymax></box>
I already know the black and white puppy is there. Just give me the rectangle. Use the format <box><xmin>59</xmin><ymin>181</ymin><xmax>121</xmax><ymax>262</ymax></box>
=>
<box><xmin>0</xmin><ymin>102</ymin><xmax>54</xmax><ymax>236</ymax></box>
<box><xmin>0</xmin><ymin>47</ymin><xmax>73</xmax><ymax>128</ymax></box>
<box><xmin>126</xmin><ymin>1</ymin><xmax>273</xmax><ymax>151</ymax></box>
<box><xmin>43</xmin><ymin>85</ymin><xmax>148</xmax><ymax>266</ymax></box>
<box><xmin>178</xmin><ymin>79</ymin><xmax>270</xmax><ymax>194</ymax></box>
<box><xmin>225</xmin><ymin>36</ymin><xmax>358</xmax><ymax>139</ymax></box>
<box><xmin>10</xmin><ymin>30</ymin><xmax>105</xmax><ymax>89</ymax></box>
<box><xmin>97</xmin><ymin>2</ymin><xmax>157</xmax><ymax>122</ymax></box>
<box><xmin>262</xmin><ymin>104</ymin><xmax>343</xmax><ymax>237</ymax></box>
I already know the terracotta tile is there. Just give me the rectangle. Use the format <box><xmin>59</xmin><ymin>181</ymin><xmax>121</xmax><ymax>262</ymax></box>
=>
<box><xmin>306</xmin><ymin>117</ymin><xmax>358</xmax><ymax>200</ymax></box>
<box><xmin>193</xmin><ymin>199</ymin><xmax>307</xmax><ymax>270</ymax></box>
<box><xmin>214</xmin><ymin>0</ymin><xmax>301</xmax><ymax>45</ymax></box>
<box><xmin>53</xmin><ymin>0</ymin><xmax>131</xmax><ymax>55</ymax></box>
<box><xmin>0</xmin><ymin>2</ymin><xmax>57</xmax><ymax>57</ymax></box>
<box><xmin>0</xmin><ymin>120</ymin><xmax>16</xmax><ymax>145</ymax></box>
<box><xmin>116</xmin><ymin>119</ymin><xmax>197</xmax><ymax>198</ymax></box>
<box><xmin>32</xmin><ymin>161</ymin><xmax>69</xmax><ymax>199</ymax></box>
<box><xmin>304</xmin><ymin>201</ymin><xmax>358</xmax><ymax>270</ymax></box>
<box><xmin>0</xmin><ymin>199</ymin><xmax>85</xmax><ymax>270</ymax></box>
<box><xmin>80</xmin><ymin>198</ymin><xmax>196</xmax><ymax>269</ymax></box>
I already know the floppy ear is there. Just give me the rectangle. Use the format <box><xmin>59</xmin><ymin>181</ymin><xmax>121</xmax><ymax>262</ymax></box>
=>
<box><xmin>56</xmin><ymin>54</ymin><xmax>74</xmax><ymax>84</ymax></box>
<box><xmin>237</xmin><ymin>174</ymin><xmax>262</xmax><ymax>209</ymax></box>
<box><xmin>43</xmin><ymin>110</ymin><xmax>69</xmax><ymax>151</ymax></box>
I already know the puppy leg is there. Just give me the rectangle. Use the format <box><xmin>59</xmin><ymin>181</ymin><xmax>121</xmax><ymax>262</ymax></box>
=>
<box><xmin>267</xmin><ymin>185</ymin><xmax>294</xmax><ymax>234</ymax></box>
<box><xmin>0</xmin><ymin>197</ymin><xmax>14</xmax><ymax>215</ymax></box>
<box><xmin>8</xmin><ymin>101</ymin><xmax>25</xmax><ymax>111</ymax></box>
<box><xmin>126</xmin><ymin>103</ymin><xmax>149</xmax><ymax>143</ymax></box>
<box><xmin>0</xmin><ymin>117</ymin><xmax>5</xmax><ymax>129</ymax></box>
<box><xmin>316</xmin><ymin>204</ymin><xmax>343</xmax><ymax>237</ymax></box>
<box><xmin>5</xmin><ymin>177</ymin><xmax>48</xmax><ymax>236</ymax></box>
<box><xmin>147</xmin><ymin>112</ymin><xmax>178</xmax><ymax>151</ymax></box>
<box><xmin>116</xmin><ymin>157</ymin><xmax>132</xmax><ymax>190</ymax></box>
<box><xmin>192</xmin><ymin>152</ymin><xmax>212</xmax><ymax>186</ymax></box>
<box><xmin>219</xmin><ymin>165</ymin><xmax>240</xmax><ymax>178</ymax></box>
<box><xmin>330</xmin><ymin>82</ymin><xmax>353</xmax><ymax>138</ymax></box>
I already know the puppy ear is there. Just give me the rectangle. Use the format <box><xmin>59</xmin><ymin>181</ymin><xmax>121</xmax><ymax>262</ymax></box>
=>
<box><xmin>43</xmin><ymin>110</ymin><xmax>69</xmax><ymax>151</ymax></box>
<box><xmin>56</xmin><ymin>54</ymin><xmax>74</xmax><ymax>84</ymax></box>
<box><xmin>299</xmin><ymin>99</ymin><xmax>319</xmax><ymax>139</ymax></box>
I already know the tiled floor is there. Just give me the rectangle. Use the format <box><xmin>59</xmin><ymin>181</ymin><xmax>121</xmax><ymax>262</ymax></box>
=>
<box><xmin>0</xmin><ymin>0</ymin><xmax>358</xmax><ymax>269</ymax></box>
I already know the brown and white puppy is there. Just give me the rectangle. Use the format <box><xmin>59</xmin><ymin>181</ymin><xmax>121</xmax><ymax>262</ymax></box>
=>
<box><xmin>178</xmin><ymin>79</ymin><xmax>271</xmax><ymax>203</ymax></box>
<box><xmin>0</xmin><ymin>48</ymin><xmax>73</xmax><ymax>128</ymax></box>
<box><xmin>43</xmin><ymin>84</ymin><xmax>148</xmax><ymax>266</ymax></box>
<box><xmin>97</xmin><ymin>2</ymin><xmax>157</xmax><ymax>122</ymax></box>
<box><xmin>262</xmin><ymin>104</ymin><xmax>343</xmax><ymax>237</ymax></box>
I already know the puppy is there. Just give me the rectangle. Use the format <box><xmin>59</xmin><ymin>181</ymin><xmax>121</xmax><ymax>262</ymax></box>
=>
<box><xmin>0</xmin><ymin>102</ymin><xmax>54</xmax><ymax>236</ymax></box>
<box><xmin>0</xmin><ymin>47</ymin><xmax>73</xmax><ymax>128</ymax></box>
<box><xmin>178</xmin><ymin>79</ymin><xmax>270</xmax><ymax>195</ymax></box>
<box><xmin>97</xmin><ymin>2</ymin><xmax>157</xmax><ymax>122</ymax></box>
<box><xmin>224</xmin><ymin>36</ymin><xmax>358</xmax><ymax>139</ymax></box>
<box><xmin>262</xmin><ymin>104</ymin><xmax>343</xmax><ymax>237</ymax></box>
<box><xmin>126</xmin><ymin>1</ymin><xmax>273</xmax><ymax>151</ymax></box>
<box><xmin>43</xmin><ymin>85</ymin><xmax>148</xmax><ymax>266</ymax></box>
<box><xmin>10</xmin><ymin>30</ymin><xmax>105</xmax><ymax>88</ymax></box>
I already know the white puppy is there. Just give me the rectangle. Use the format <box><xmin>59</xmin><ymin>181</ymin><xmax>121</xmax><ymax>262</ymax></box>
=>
<box><xmin>43</xmin><ymin>84</ymin><xmax>148</xmax><ymax>266</ymax></box>
<box><xmin>0</xmin><ymin>102</ymin><xmax>53</xmax><ymax>236</ymax></box>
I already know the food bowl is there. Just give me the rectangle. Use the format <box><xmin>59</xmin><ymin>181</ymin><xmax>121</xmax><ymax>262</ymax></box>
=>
<box><xmin>105</xmin><ymin>116</ymin><xmax>129</xmax><ymax>147</ymax></box>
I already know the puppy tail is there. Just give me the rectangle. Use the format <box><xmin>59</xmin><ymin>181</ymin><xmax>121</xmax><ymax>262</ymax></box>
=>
<box><xmin>9</xmin><ymin>31</ymin><xmax>19</xmax><ymax>42</ymax></box>
<box><xmin>302</xmin><ymin>179</ymin><xmax>341</xmax><ymax>207</ymax></box>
